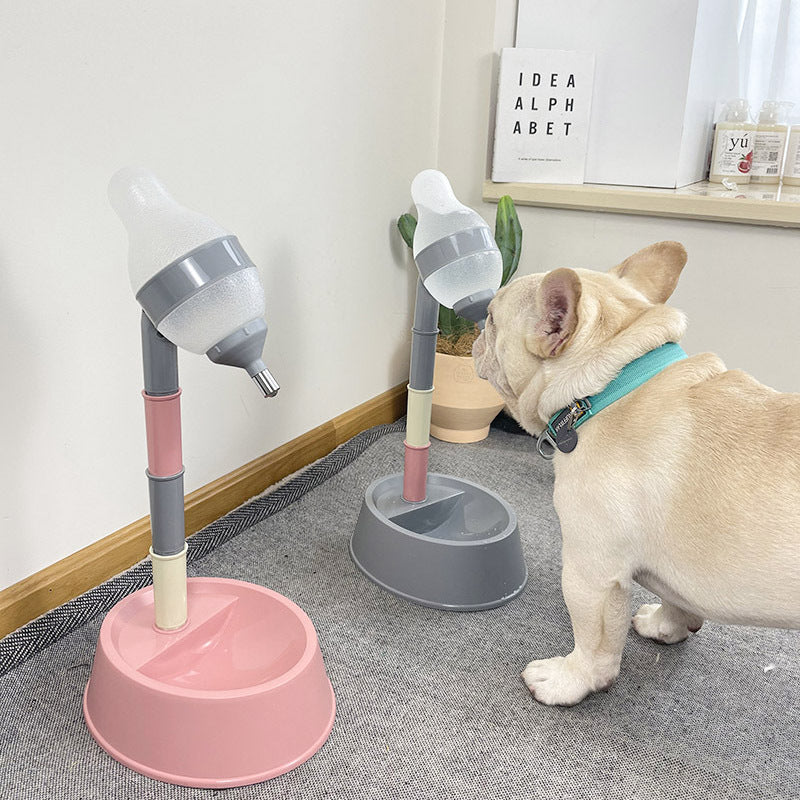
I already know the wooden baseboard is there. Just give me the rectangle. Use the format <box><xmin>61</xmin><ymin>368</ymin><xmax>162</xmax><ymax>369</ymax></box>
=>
<box><xmin>0</xmin><ymin>383</ymin><xmax>407</xmax><ymax>640</ymax></box>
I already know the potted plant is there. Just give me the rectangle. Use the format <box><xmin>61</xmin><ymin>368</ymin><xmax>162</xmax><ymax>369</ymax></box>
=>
<box><xmin>397</xmin><ymin>195</ymin><xmax>522</xmax><ymax>442</ymax></box>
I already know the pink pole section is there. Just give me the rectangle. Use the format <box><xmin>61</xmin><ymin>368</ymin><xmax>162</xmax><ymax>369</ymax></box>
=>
<box><xmin>402</xmin><ymin>442</ymin><xmax>430</xmax><ymax>502</ymax></box>
<box><xmin>143</xmin><ymin>390</ymin><xmax>183</xmax><ymax>477</ymax></box>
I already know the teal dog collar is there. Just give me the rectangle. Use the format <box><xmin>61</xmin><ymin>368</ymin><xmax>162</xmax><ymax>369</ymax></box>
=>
<box><xmin>536</xmin><ymin>342</ymin><xmax>688</xmax><ymax>459</ymax></box>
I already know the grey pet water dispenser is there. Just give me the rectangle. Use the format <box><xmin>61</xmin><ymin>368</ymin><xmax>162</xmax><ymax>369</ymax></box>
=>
<box><xmin>350</xmin><ymin>170</ymin><xmax>527</xmax><ymax>610</ymax></box>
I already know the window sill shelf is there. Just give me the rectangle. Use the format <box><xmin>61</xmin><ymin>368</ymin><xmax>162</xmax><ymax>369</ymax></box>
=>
<box><xmin>483</xmin><ymin>180</ymin><xmax>800</xmax><ymax>228</ymax></box>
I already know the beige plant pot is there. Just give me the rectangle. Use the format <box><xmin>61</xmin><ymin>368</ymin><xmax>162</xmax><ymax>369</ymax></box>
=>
<box><xmin>430</xmin><ymin>353</ymin><xmax>505</xmax><ymax>443</ymax></box>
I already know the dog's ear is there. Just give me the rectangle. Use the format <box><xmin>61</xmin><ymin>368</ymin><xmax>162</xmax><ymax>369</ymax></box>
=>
<box><xmin>525</xmin><ymin>268</ymin><xmax>581</xmax><ymax>358</ymax></box>
<box><xmin>609</xmin><ymin>241</ymin><xmax>687</xmax><ymax>304</ymax></box>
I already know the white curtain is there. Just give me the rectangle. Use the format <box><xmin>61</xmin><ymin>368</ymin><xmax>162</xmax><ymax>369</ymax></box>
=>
<box><xmin>737</xmin><ymin>0</ymin><xmax>800</xmax><ymax>119</ymax></box>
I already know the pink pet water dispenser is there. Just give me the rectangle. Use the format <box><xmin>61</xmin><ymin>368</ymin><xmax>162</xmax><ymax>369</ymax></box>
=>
<box><xmin>83</xmin><ymin>168</ymin><xmax>335</xmax><ymax>788</ymax></box>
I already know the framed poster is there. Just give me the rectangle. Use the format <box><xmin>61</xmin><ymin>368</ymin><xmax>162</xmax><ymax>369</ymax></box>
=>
<box><xmin>492</xmin><ymin>48</ymin><xmax>594</xmax><ymax>183</ymax></box>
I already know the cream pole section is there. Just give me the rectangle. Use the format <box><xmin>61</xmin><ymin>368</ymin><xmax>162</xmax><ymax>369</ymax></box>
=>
<box><xmin>405</xmin><ymin>388</ymin><xmax>433</xmax><ymax>446</ymax></box>
<box><xmin>402</xmin><ymin>280</ymin><xmax>439</xmax><ymax>502</ymax></box>
<box><xmin>150</xmin><ymin>545</ymin><xmax>188</xmax><ymax>630</ymax></box>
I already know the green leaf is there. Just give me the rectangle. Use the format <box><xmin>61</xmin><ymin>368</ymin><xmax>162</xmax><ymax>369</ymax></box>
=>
<box><xmin>397</xmin><ymin>214</ymin><xmax>417</xmax><ymax>249</ymax></box>
<box><xmin>454</xmin><ymin>316</ymin><xmax>478</xmax><ymax>337</ymax></box>
<box><xmin>494</xmin><ymin>195</ymin><xmax>522</xmax><ymax>287</ymax></box>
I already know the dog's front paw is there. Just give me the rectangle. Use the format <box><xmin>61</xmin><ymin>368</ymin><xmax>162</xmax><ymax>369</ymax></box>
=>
<box><xmin>632</xmin><ymin>603</ymin><xmax>703</xmax><ymax>644</ymax></box>
<box><xmin>521</xmin><ymin>655</ymin><xmax>603</xmax><ymax>707</ymax></box>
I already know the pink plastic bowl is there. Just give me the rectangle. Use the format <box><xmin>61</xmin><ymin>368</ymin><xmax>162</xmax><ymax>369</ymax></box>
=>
<box><xmin>83</xmin><ymin>577</ymin><xmax>335</xmax><ymax>788</ymax></box>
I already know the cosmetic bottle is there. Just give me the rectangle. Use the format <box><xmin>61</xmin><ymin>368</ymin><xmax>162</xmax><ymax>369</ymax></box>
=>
<box><xmin>783</xmin><ymin>121</ymin><xmax>800</xmax><ymax>186</ymax></box>
<box><xmin>708</xmin><ymin>99</ymin><xmax>755</xmax><ymax>184</ymax></box>
<box><xmin>751</xmin><ymin>100</ymin><xmax>792</xmax><ymax>184</ymax></box>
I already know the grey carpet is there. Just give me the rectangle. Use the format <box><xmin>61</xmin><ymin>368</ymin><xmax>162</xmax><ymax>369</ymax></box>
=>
<box><xmin>1</xmin><ymin>423</ymin><xmax>797</xmax><ymax>799</ymax></box>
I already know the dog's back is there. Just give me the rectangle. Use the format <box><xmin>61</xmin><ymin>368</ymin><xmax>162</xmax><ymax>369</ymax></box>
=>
<box><xmin>574</xmin><ymin>354</ymin><xmax>800</xmax><ymax>630</ymax></box>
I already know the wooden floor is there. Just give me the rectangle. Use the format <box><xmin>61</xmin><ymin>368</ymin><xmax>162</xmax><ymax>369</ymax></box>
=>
<box><xmin>0</xmin><ymin>384</ymin><xmax>407</xmax><ymax>639</ymax></box>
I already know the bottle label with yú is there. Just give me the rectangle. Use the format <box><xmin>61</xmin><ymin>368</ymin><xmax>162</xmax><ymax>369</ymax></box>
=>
<box><xmin>713</xmin><ymin>128</ymin><xmax>753</xmax><ymax>176</ymax></box>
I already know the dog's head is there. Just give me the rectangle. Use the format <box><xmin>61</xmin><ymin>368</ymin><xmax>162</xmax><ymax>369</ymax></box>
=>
<box><xmin>473</xmin><ymin>241</ymin><xmax>689</xmax><ymax>436</ymax></box>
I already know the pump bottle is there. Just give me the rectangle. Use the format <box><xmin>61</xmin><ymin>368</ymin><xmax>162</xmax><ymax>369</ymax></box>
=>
<box><xmin>751</xmin><ymin>101</ymin><xmax>792</xmax><ymax>184</ymax></box>
<box><xmin>708</xmin><ymin>99</ymin><xmax>755</xmax><ymax>184</ymax></box>
<box><xmin>783</xmin><ymin>121</ymin><xmax>800</xmax><ymax>186</ymax></box>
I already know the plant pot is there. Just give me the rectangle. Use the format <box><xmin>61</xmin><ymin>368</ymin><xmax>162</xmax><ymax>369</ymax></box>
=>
<box><xmin>430</xmin><ymin>353</ymin><xmax>505</xmax><ymax>443</ymax></box>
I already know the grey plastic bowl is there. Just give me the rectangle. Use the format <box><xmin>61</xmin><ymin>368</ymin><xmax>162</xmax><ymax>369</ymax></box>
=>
<box><xmin>350</xmin><ymin>473</ymin><xmax>527</xmax><ymax>611</ymax></box>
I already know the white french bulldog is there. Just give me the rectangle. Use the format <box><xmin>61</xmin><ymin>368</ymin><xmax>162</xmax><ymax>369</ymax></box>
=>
<box><xmin>473</xmin><ymin>241</ymin><xmax>800</xmax><ymax>706</ymax></box>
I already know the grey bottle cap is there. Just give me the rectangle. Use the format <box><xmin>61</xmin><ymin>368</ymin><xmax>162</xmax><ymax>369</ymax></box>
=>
<box><xmin>453</xmin><ymin>289</ymin><xmax>495</xmax><ymax>327</ymax></box>
<box><xmin>135</xmin><ymin>236</ymin><xmax>254</xmax><ymax>326</ymax></box>
<box><xmin>206</xmin><ymin>317</ymin><xmax>268</xmax><ymax>376</ymax></box>
<box><xmin>413</xmin><ymin>226</ymin><xmax>498</xmax><ymax>280</ymax></box>
<box><xmin>206</xmin><ymin>317</ymin><xmax>280</xmax><ymax>398</ymax></box>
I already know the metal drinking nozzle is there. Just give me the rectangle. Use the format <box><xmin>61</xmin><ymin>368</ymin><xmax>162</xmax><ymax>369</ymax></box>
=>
<box><xmin>253</xmin><ymin>367</ymin><xmax>280</xmax><ymax>398</ymax></box>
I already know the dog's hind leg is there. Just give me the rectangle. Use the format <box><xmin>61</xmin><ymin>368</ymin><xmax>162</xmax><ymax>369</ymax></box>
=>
<box><xmin>632</xmin><ymin>602</ymin><xmax>703</xmax><ymax>643</ymax></box>
<box><xmin>522</xmin><ymin>565</ymin><xmax>631</xmax><ymax>706</ymax></box>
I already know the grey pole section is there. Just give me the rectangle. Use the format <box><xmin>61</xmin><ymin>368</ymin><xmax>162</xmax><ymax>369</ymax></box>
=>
<box><xmin>141</xmin><ymin>312</ymin><xmax>178</xmax><ymax>395</ymax></box>
<box><xmin>408</xmin><ymin>278</ymin><xmax>439</xmax><ymax>391</ymax></box>
<box><xmin>146</xmin><ymin>473</ymin><xmax>186</xmax><ymax>557</ymax></box>
<box><xmin>141</xmin><ymin>313</ymin><xmax>186</xmax><ymax>558</ymax></box>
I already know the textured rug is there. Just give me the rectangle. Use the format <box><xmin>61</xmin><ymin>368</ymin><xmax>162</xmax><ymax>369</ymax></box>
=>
<box><xmin>1</xmin><ymin>422</ymin><xmax>797</xmax><ymax>799</ymax></box>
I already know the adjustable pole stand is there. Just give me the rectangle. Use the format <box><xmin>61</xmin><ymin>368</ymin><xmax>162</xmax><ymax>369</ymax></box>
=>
<box><xmin>402</xmin><ymin>278</ymin><xmax>439</xmax><ymax>501</ymax></box>
<box><xmin>140</xmin><ymin>313</ymin><xmax>188</xmax><ymax>629</ymax></box>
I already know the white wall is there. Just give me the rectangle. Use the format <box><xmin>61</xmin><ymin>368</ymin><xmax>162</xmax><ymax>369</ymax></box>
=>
<box><xmin>4</xmin><ymin>0</ymin><xmax>799</xmax><ymax>594</ymax></box>
<box><xmin>440</xmin><ymin>0</ymin><xmax>800</xmax><ymax>393</ymax></box>
<box><xmin>0</xmin><ymin>0</ymin><xmax>445</xmax><ymax>591</ymax></box>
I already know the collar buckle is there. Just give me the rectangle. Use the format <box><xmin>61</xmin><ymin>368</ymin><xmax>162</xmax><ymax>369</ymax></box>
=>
<box><xmin>537</xmin><ymin>398</ymin><xmax>592</xmax><ymax>460</ymax></box>
<box><xmin>567</xmin><ymin>398</ymin><xmax>592</xmax><ymax>425</ymax></box>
